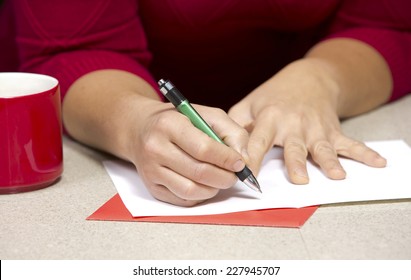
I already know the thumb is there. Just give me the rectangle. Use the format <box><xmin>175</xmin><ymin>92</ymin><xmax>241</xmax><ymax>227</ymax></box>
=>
<box><xmin>228</xmin><ymin>100</ymin><xmax>254</xmax><ymax>132</ymax></box>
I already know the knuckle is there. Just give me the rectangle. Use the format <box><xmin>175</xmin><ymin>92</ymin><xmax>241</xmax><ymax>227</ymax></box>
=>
<box><xmin>180</xmin><ymin>181</ymin><xmax>198</xmax><ymax>199</ymax></box>
<box><xmin>146</xmin><ymin>114</ymin><xmax>172</xmax><ymax>136</ymax></box>
<box><xmin>285</xmin><ymin>139</ymin><xmax>307</xmax><ymax>156</ymax></box>
<box><xmin>154</xmin><ymin>113</ymin><xmax>174</xmax><ymax>130</ymax></box>
<box><xmin>234</xmin><ymin>126</ymin><xmax>249</xmax><ymax>139</ymax></box>
<box><xmin>210</xmin><ymin>107</ymin><xmax>226</xmax><ymax>117</ymax></box>
<box><xmin>252</xmin><ymin>135</ymin><xmax>270</xmax><ymax>150</ymax></box>
<box><xmin>141</xmin><ymin>138</ymin><xmax>161</xmax><ymax>157</ymax></box>
<box><xmin>350</xmin><ymin>140</ymin><xmax>367</xmax><ymax>152</ymax></box>
<box><xmin>335</xmin><ymin>139</ymin><xmax>364</xmax><ymax>157</ymax></box>
<box><xmin>260</xmin><ymin>105</ymin><xmax>282</xmax><ymax>119</ymax></box>
<box><xmin>312</xmin><ymin>141</ymin><xmax>335</xmax><ymax>157</ymax></box>
<box><xmin>193</xmin><ymin>141</ymin><xmax>211</xmax><ymax>159</ymax></box>
<box><xmin>192</xmin><ymin>163</ymin><xmax>207</xmax><ymax>182</ymax></box>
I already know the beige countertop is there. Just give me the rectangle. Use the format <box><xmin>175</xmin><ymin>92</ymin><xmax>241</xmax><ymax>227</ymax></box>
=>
<box><xmin>1</xmin><ymin>95</ymin><xmax>411</xmax><ymax>260</ymax></box>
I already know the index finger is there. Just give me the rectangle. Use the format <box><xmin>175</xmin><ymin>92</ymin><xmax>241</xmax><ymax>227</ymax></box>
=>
<box><xmin>168</xmin><ymin>114</ymin><xmax>246</xmax><ymax>173</ymax></box>
<box><xmin>197</xmin><ymin>106</ymin><xmax>250</xmax><ymax>159</ymax></box>
<box><xmin>247</xmin><ymin>110</ymin><xmax>277</xmax><ymax>173</ymax></box>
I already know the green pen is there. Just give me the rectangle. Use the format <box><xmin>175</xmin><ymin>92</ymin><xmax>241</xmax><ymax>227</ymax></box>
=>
<box><xmin>158</xmin><ymin>79</ymin><xmax>261</xmax><ymax>193</ymax></box>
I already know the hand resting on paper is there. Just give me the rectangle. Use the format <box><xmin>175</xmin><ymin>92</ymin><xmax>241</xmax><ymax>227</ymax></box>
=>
<box><xmin>229</xmin><ymin>40</ymin><xmax>388</xmax><ymax>184</ymax></box>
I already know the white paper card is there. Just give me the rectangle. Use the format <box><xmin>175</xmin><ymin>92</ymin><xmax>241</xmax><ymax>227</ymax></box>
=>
<box><xmin>103</xmin><ymin>140</ymin><xmax>411</xmax><ymax>216</ymax></box>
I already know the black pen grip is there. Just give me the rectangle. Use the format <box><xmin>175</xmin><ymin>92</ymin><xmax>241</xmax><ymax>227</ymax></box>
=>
<box><xmin>235</xmin><ymin>166</ymin><xmax>252</xmax><ymax>182</ymax></box>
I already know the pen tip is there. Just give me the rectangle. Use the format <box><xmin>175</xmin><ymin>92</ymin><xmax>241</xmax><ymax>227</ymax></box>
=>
<box><xmin>243</xmin><ymin>175</ymin><xmax>262</xmax><ymax>193</ymax></box>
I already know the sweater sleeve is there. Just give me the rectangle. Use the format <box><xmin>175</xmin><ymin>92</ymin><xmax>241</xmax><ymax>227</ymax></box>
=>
<box><xmin>12</xmin><ymin>0</ymin><xmax>159</xmax><ymax>100</ymax></box>
<box><xmin>324</xmin><ymin>0</ymin><xmax>411</xmax><ymax>101</ymax></box>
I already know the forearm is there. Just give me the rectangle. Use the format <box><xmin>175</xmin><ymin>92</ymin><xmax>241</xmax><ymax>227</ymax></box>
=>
<box><xmin>305</xmin><ymin>38</ymin><xmax>392</xmax><ymax>118</ymax></box>
<box><xmin>62</xmin><ymin>69</ymin><xmax>161</xmax><ymax>161</ymax></box>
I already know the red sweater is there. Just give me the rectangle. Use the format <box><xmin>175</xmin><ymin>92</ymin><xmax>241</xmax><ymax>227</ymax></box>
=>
<box><xmin>1</xmin><ymin>0</ymin><xmax>410</xmax><ymax>110</ymax></box>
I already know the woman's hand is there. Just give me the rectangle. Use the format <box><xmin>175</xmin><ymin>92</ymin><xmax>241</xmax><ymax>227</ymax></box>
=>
<box><xmin>229</xmin><ymin>58</ymin><xmax>387</xmax><ymax>184</ymax></box>
<box><xmin>63</xmin><ymin>70</ymin><xmax>249</xmax><ymax>207</ymax></box>
<box><xmin>127</xmin><ymin>99</ymin><xmax>249</xmax><ymax>206</ymax></box>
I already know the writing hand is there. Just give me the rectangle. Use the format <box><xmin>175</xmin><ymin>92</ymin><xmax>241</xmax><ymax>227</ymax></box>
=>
<box><xmin>130</xmin><ymin>100</ymin><xmax>249</xmax><ymax>206</ymax></box>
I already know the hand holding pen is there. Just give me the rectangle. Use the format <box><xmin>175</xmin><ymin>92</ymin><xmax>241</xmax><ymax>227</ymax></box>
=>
<box><xmin>126</xmin><ymin>79</ymin><xmax>258</xmax><ymax>206</ymax></box>
<box><xmin>158</xmin><ymin>79</ymin><xmax>261</xmax><ymax>193</ymax></box>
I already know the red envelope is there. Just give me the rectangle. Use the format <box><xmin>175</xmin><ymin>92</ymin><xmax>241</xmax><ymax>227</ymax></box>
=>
<box><xmin>87</xmin><ymin>194</ymin><xmax>318</xmax><ymax>228</ymax></box>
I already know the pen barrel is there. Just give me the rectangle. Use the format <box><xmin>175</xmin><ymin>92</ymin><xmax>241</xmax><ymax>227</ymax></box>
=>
<box><xmin>177</xmin><ymin>101</ymin><xmax>224</xmax><ymax>144</ymax></box>
<box><xmin>159</xmin><ymin>79</ymin><xmax>259</xmax><ymax>190</ymax></box>
<box><xmin>159</xmin><ymin>80</ymin><xmax>186</xmax><ymax>108</ymax></box>
<box><xmin>178</xmin><ymin>101</ymin><xmax>252</xmax><ymax>183</ymax></box>
<box><xmin>164</xmin><ymin>88</ymin><xmax>186</xmax><ymax>108</ymax></box>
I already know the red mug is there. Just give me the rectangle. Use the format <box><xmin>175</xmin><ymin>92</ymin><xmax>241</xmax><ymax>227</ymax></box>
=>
<box><xmin>0</xmin><ymin>72</ymin><xmax>63</xmax><ymax>194</ymax></box>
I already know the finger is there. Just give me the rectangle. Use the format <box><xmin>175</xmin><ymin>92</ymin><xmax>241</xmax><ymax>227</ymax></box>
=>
<box><xmin>246</xmin><ymin>110</ymin><xmax>277</xmax><ymax>173</ymax></box>
<box><xmin>154</xmin><ymin>166</ymin><xmax>221</xmax><ymax>201</ymax></box>
<box><xmin>308</xmin><ymin>140</ymin><xmax>346</xmax><ymax>180</ymax></box>
<box><xmin>147</xmin><ymin>118</ymin><xmax>239</xmax><ymax>189</ymax></box>
<box><xmin>169</xmin><ymin>114</ymin><xmax>246</xmax><ymax>173</ymax></box>
<box><xmin>283</xmin><ymin>136</ymin><xmax>310</xmax><ymax>184</ymax></box>
<box><xmin>149</xmin><ymin>184</ymin><xmax>206</xmax><ymax>207</ymax></box>
<box><xmin>335</xmin><ymin>137</ymin><xmax>387</xmax><ymax>167</ymax></box>
<box><xmin>198</xmin><ymin>106</ymin><xmax>250</xmax><ymax>160</ymax></box>
<box><xmin>159</xmin><ymin>143</ymin><xmax>238</xmax><ymax>189</ymax></box>
<box><xmin>227</xmin><ymin>100</ymin><xmax>254</xmax><ymax>130</ymax></box>
<box><xmin>137</xmin><ymin>146</ymin><xmax>222</xmax><ymax>206</ymax></box>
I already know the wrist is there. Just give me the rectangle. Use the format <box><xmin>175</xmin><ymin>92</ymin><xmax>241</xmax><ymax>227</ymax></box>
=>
<box><xmin>115</xmin><ymin>94</ymin><xmax>164</xmax><ymax>163</ymax></box>
<box><xmin>63</xmin><ymin>69</ymin><xmax>162</xmax><ymax>161</ymax></box>
<box><xmin>265</xmin><ymin>58</ymin><xmax>341</xmax><ymax>113</ymax></box>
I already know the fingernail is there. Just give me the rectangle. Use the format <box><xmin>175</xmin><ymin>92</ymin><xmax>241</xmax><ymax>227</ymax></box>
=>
<box><xmin>292</xmin><ymin>168</ymin><xmax>309</xmax><ymax>184</ymax></box>
<box><xmin>374</xmin><ymin>155</ymin><xmax>387</xmax><ymax>167</ymax></box>
<box><xmin>330</xmin><ymin>167</ymin><xmax>346</xmax><ymax>180</ymax></box>
<box><xmin>294</xmin><ymin>168</ymin><xmax>308</xmax><ymax>178</ymax></box>
<box><xmin>295</xmin><ymin>168</ymin><xmax>308</xmax><ymax>178</ymax></box>
<box><xmin>233</xmin><ymin>159</ymin><xmax>245</xmax><ymax>172</ymax></box>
